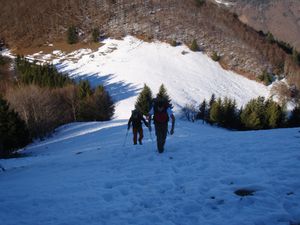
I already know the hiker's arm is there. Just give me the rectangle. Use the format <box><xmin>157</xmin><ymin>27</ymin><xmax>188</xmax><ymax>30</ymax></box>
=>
<box><xmin>142</xmin><ymin>116</ymin><xmax>148</xmax><ymax>127</ymax></box>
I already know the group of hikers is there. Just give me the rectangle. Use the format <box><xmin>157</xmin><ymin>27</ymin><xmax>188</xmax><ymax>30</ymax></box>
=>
<box><xmin>127</xmin><ymin>98</ymin><xmax>175</xmax><ymax>153</ymax></box>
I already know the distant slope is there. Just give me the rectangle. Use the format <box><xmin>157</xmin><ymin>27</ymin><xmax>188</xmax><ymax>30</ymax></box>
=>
<box><xmin>28</xmin><ymin>36</ymin><xmax>269</xmax><ymax>119</ymax></box>
<box><xmin>216</xmin><ymin>0</ymin><xmax>300</xmax><ymax>52</ymax></box>
<box><xmin>1</xmin><ymin>0</ymin><xmax>299</xmax><ymax>81</ymax></box>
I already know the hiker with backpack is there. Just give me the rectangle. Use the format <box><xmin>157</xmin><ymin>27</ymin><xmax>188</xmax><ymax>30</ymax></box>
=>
<box><xmin>148</xmin><ymin>98</ymin><xmax>175</xmax><ymax>153</ymax></box>
<box><xmin>128</xmin><ymin>109</ymin><xmax>149</xmax><ymax>145</ymax></box>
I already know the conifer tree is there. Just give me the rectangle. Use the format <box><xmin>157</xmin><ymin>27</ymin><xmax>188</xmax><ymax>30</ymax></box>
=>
<box><xmin>135</xmin><ymin>84</ymin><xmax>153</xmax><ymax>115</ymax></box>
<box><xmin>78</xmin><ymin>80</ymin><xmax>93</xmax><ymax>99</ymax></box>
<box><xmin>288</xmin><ymin>106</ymin><xmax>300</xmax><ymax>127</ymax></box>
<box><xmin>221</xmin><ymin>97</ymin><xmax>238</xmax><ymax>128</ymax></box>
<box><xmin>211</xmin><ymin>52</ymin><xmax>221</xmax><ymax>62</ymax></box>
<box><xmin>240</xmin><ymin>97</ymin><xmax>266</xmax><ymax>130</ymax></box>
<box><xmin>189</xmin><ymin>39</ymin><xmax>199</xmax><ymax>52</ymax></box>
<box><xmin>156</xmin><ymin>84</ymin><xmax>172</xmax><ymax>107</ymax></box>
<box><xmin>92</xmin><ymin>28</ymin><xmax>100</xmax><ymax>43</ymax></box>
<box><xmin>67</xmin><ymin>26</ymin><xmax>78</xmax><ymax>44</ymax></box>
<box><xmin>197</xmin><ymin>99</ymin><xmax>207</xmax><ymax>123</ymax></box>
<box><xmin>209</xmin><ymin>94</ymin><xmax>216</xmax><ymax>108</ymax></box>
<box><xmin>265</xmin><ymin>99</ymin><xmax>285</xmax><ymax>128</ymax></box>
<box><xmin>210</xmin><ymin>98</ymin><xmax>222</xmax><ymax>125</ymax></box>
<box><xmin>0</xmin><ymin>96</ymin><xmax>29</xmax><ymax>158</ymax></box>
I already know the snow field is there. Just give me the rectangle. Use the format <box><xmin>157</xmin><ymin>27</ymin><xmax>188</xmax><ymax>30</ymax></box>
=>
<box><xmin>30</xmin><ymin>36</ymin><xmax>270</xmax><ymax>119</ymax></box>
<box><xmin>1</xmin><ymin>121</ymin><xmax>300</xmax><ymax>225</ymax></box>
<box><xmin>1</xmin><ymin>36</ymin><xmax>299</xmax><ymax>225</ymax></box>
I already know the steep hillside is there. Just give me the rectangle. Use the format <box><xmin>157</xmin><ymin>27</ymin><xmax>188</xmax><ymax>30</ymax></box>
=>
<box><xmin>1</xmin><ymin>0</ymin><xmax>299</xmax><ymax>82</ymax></box>
<box><xmin>226</xmin><ymin>0</ymin><xmax>300</xmax><ymax>52</ymax></box>
<box><xmin>21</xmin><ymin>36</ymin><xmax>270</xmax><ymax>118</ymax></box>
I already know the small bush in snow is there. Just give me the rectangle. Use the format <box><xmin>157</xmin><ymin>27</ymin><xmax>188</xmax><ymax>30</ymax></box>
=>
<box><xmin>189</xmin><ymin>39</ymin><xmax>199</xmax><ymax>52</ymax></box>
<box><xmin>211</xmin><ymin>51</ymin><xmax>221</xmax><ymax>62</ymax></box>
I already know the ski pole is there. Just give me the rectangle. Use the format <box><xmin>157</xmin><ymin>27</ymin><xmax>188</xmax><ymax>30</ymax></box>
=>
<box><xmin>122</xmin><ymin>129</ymin><xmax>129</xmax><ymax>147</ymax></box>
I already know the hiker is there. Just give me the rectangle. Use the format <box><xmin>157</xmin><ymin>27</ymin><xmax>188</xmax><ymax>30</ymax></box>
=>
<box><xmin>148</xmin><ymin>98</ymin><xmax>175</xmax><ymax>153</ymax></box>
<box><xmin>128</xmin><ymin>109</ymin><xmax>149</xmax><ymax>145</ymax></box>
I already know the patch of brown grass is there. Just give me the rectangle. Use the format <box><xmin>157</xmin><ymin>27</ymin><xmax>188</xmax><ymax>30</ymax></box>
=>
<box><xmin>12</xmin><ymin>41</ymin><xmax>103</xmax><ymax>56</ymax></box>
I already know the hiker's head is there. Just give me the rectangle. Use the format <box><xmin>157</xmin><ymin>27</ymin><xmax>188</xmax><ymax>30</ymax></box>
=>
<box><xmin>132</xmin><ymin>109</ymin><xmax>139</xmax><ymax>117</ymax></box>
<box><xmin>156</xmin><ymin>99</ymin><xmax>166</xmax><ymax>111</ymax></box>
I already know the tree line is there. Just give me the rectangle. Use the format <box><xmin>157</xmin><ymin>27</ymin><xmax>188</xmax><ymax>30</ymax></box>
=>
<box><xmin>0</xmin><ymin>57</ymin><xmax>114</xmax><ymax>158</ymax></box>
<box><xmin>185</xmin><ymin>94</ymin><xmax>300</xmax><ymax>130</ymax></box>
<box><xmin>135</xmin><ymin>84</ymin><xmax>300</xmax><ymax>130</ymax></box>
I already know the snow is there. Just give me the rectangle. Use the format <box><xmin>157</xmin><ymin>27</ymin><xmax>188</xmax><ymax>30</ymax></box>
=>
<box><xmin>1</xmin><ymin>37</ymin><xmax>299</xmax><ymax>225</ymax></box>
<box><xmin>28</xmin><ymin>36</ymin><xmax>270</xmax><ymax>119</ymax></box>
<box><xmin>1</xmin><ymin>121</ymin><xmax>300</xmax><ymax>225</ymax></box>
<box><xmin>213</xmin><ymin>0</ymin><xmax>235</xmax><ymax>7</ymax></box>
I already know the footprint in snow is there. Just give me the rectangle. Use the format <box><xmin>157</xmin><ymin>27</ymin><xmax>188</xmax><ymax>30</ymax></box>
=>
<box><xmin>102</xmin><ymin>193</ymin><xmax>113</xmax><ymax>202</ymax></box>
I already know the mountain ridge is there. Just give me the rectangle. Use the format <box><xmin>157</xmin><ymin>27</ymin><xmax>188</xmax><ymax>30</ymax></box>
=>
<box><xmin>0</xmin><ymin>0</ymin><xmax>299</xmax><ymax>79</ymax></box>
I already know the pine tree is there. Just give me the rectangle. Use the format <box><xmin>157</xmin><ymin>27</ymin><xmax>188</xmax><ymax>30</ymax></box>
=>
<box><xmin>156</xmin><ymin>84</ymin><xmax>172</xmax><ymax>107</ymax></box>
<box><xmin>258</xmin><ymin>70</ymin><xmax>273</xmax><ymax>86</ymax></box>
<box><xmin>78</xmin><ymin>80</ymin><xmax>93</xmax><ymax>99</ymax></box>
<box><xmin>222</xmin><ymin>97</ymin><xmax>237</xmax><ymax>128</ymax></box>
<box><xmin>92</xmin><ymin>28</ymin><xmax>100</xmax><ymax>43</ymax></box>
<box><xmin>0</xmin><ymin>96</ymin><xmax>29</xmax><ymax>158</ymax></box>
<box><xmin>240</xmin><ymin>97</ymin><xmax>266</xmax><ymax>130</ymax></box>
<box><xmin>288</xmin><ymin>106</ymin><xmax>300</xmax><ymax>127</ymax></box>
<box><xmin>209</xmin><ymin>94</ymin><xmax>216</xmax><ymax>108</ymax></box>
<box><xmin>210</xmin><ymin>98</ymin><xmax>222</xmax><ymax>125</ymax></box>
<box><xmin>211</xmin><ymin>52</ymin><xmax>221</xmax><ymax>61</ymax></box>
<box><xmin>67</xmin><ymin>26</ymin><xmax>78</xmax><ymax>44</ymax></box>
<box><xmin>197</xmin><ymin>99</ymin><xmax>207</xmax><ymax>123</ymax></box>
<box><xmin>135</xmin><ymin>84</ymin><xmax>153</xmax><ymax>115</ymax></box>
<box><xmin>265</xmin><ymin>99</ymin><xmax>285</xmax><ymax>128</ymax></box>
<box><xmin>189</xmin><ymin>39</ymin><xmax>199</xmax><ymax>52</ymax></box>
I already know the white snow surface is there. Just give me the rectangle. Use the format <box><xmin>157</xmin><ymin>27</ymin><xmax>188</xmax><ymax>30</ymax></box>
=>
<box><xmin>0</xmin><ymin>121</ymin><xmax>300</xmax><ymax>225</ymax></box>
<box><xmin>30</xmin><ymin>36</ymin><xmax>269</xmax><ymax>119</ymax></box>
<box><xmin>1</xmin><ymin>37</ymin><xmax>299</xmax><ymax>225</ymax></box>
<box><xmin>213</xmin><ymin>0</ymin><xmax>235</xmax><ymax>7</ymax></box>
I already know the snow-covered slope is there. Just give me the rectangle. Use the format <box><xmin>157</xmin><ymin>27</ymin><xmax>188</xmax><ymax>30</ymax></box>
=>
<box><xmin>30</xmin><ymin>36</ymin><xmax>269</xmax><ymax>119</ymax></box>
<box><xmin>0</xmin><ymin>121</ymin><xmax>300</xmax><ymax>225</ymax></box>
<box><xmin>2</xmin><ymin>37</ymin><xmax>297</xmax><ymax>225</ymax></box>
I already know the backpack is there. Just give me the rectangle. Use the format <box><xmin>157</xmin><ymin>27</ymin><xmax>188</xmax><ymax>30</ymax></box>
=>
<box><xmin>130</xmin><ymin>109</ymin><xmax>143</xmax><ymax>126</ymax></box>
<box><xmin>153</xmin><ymin>101</ymin><xmax>169</xmax><ymax>123</ymax></box>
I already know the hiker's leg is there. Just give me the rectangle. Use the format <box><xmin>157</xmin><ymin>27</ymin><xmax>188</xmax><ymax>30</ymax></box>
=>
<box><xmin>161</xmin><ymin>123</ymin><xmax>168</xmax><ymax>151</ymax></box>
<box><xmin>138</xmin><ymin>127</ymin><xmax>143</xmax><ymax>144</ymax></box>
<box><xmin>155</xmin><ymin>124</ymin><xmax>164</xmax><ymax>153</ymax></box>
<box><xmin>133</xmin><ymin>128</ymin><xmax>138</xmax><ymax>145</ymax></box>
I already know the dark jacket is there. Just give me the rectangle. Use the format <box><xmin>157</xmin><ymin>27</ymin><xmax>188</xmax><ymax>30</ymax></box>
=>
<box><xmin>128</xmin><ymin>111</ymin><xmax>148</xmax><ymax>129</ymax></box>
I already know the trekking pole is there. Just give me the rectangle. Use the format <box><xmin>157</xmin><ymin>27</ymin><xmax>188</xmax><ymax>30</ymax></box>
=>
<box><xmin>122</xmin><ymin>129</ymin><xmax>129</xmax><ymax>147</ymax></box>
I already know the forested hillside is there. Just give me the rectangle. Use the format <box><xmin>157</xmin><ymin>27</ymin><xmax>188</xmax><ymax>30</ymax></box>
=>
<box><xmin>1</xmin><ymin>0</ymin><xmax>299</xmax><ymax>83</ymax></box>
